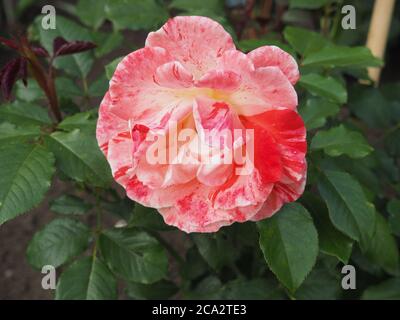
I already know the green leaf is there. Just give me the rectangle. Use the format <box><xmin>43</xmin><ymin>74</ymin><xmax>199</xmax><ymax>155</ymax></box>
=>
<box><xmin>128</xmin><ymin>203</ymin><xmax>173</xmax><ymax>231</ymax></box>
<box><xmin>99</xmin><ymin>228</ymin><xmax>168</xmax><ymax>283</ymax></box>
<box><xmin>0</xmin><ymin>144</ymin><xmax>55</xmax><ymax>225</ymax></box>
<box><xmin>289</xmin><ymin>0</ymin><xmax>333</xmax><ymax>9</ymax></box>
<box><xmin>257</xmin><ymin>203</ymin><xmax>319</xmax><ymax>292</ymax></box>
<box><xmin>36</xmin><ymin>16</ymin><xmax>94</xmax><ymax>77</ymax></box>
<box><xmin>218</xmin><ymin>278</ymin><xmax>285</xmax><ymax>300</ymax></box>
<box><xmin>126</xmin><ymin>280</ymin><xmax>178</xmax><ymax>300</ymax></box>
<box><xmin>303</xmin><ymin>46</ymin><xmax>383</xmax><ymax>68</ymax></box>
<box><xmin>105</xmin><ymin>56</ymin><xmax>123</xmax><ymax>80</ymax></box>
<box><xmin>294</xmin><ymin>266</ymin><xmax>341</xmax><ymax>300</ymax></box>
<box><xmin>299</xmin><ymin>74</ymin><xmax>347</xmax><ymax>103</ymax></box>
<box><xmin>363</xmin><ymin>213</ymin><xmax>399</xmax><ymax>276</ymax></box>
<box><xmin>192</xmin><ymin>233</ymin><xmax>238</xmax><ymax>271</ymax></box>
<box><xmin>385</xmin><ymin>129</ymin><xmax>400</xmax><ymax>157</ymax></box>
<box><xmin>388</xmin><ymin>199</ymin><xmax>400</xmax><ymax>236</ymax></box>
<box><xmin>26</xmin><ymin>218</ymin><xmax>91</xmax><ymax>269</ymax></box>
<box><xmin>226</xmin><ymin>221</ymin><xmax>259</xmax><ymax>247</ymax></box>
<box><xmin>88</xmin><ymin>74</ymin><xmax>108</xmax><ymax>97</ymax></box>
<box><xmin>323</xmin><ymin>155</ymin><xmax>382</xmax><ymax>197</ymax></box>
<box><xmin>348</xmin><ymin>86</ymin><xmax>395</xmax><ymax>129</ymax></box>
<box><xmin>101</xmin><ymin>197</ymin><xmax>134</xmax><ymax>221</ymax></box>
<box><xmin>0</xmin><ymin>101</ymin><xmax>51</xmax><ymax>126</ymax></box>
<box><xmin>317</xmin><ymin>170</ymin><xmax>376</xmax><ymax>248</ymax></box>
<box><xmin>17</xmin><ymin>77</ymin><xmax>82</xmax><ymax>107</ymax></box>
<box><xmin>238</xmin><ymin>39</ymin><xmax>295</xmax><ymax>56</ymax></box>
<box><xmin>93</xmin><ymin>32</ymin><xmax>123</xmax><ymax>57</ymax></box>
<box><xmin>311</xmin><ymin>125</ymin><xmax>373</xmax><ymax>158</ymax></box>
<box><xmin>50</xmin><ymin>195</ymin><xmax>92</xmax><ymax>215</ymax></box>
<box><xmin>58</xmin><ymin>111</ymin><xmax>97</xmax><ymax>132</ymax></box>
<box><xmin>301</xmin><ymin>193</ymin><xmax>353</xmax><ymax>264</ymax></box>
<box><xmin>0</xmin><ymin>123</ymin><xmax>41</xmax><ymax>144</ymax></box>
<box><xmin>76</xmin><ymin>0</ymin><xmax>107</xmax><ymax>30</ymax></box>
<box><xmin>299</xmin><ymin>97</ymin><xmax>340</xmax><ymax>130</ymax></box>
<box><xmin>105</xmin><ymin>0</ymin><xmax>168</xmax><ymax>31</ymax></box>
<box><xmin>351</xmin><ymin>246</ymin><xmax>383</xmax><ymax>276</ymax></box>
<box><xmin>374</xmin><ymin>150</ymin><xmax>399</xmax><ymax>183</ymax></box>
<box><xmin>15</xmin><ymin>79</ymin><xmax>43</xmax><ymax>102</ymax></box>
<box><xmin>183</xmin><ymin>275</ymin><xmax>222</xmax><ymax>299</ymax></box>
<box><xmin>56</xmin><ymin>256</ymin><xmax>117</xmax><ymax>300</ymax></box>
<box><xmin>284</xmin><ymin>26</ymin><xmax>331</xmax><ymax>56</ymax></box>
<box><xmin>362</xmin><ymin>278</ymin><xmax>400</xmax><ymax>300</ymax></box>
<box><xmin>55</xmin><ymin>77</ymin><xmax>82</xmax><ymax>98</ymax></box>
<box><xmin>16</xmin><ymin>0</ymin><xmax>35</xmax><ymax>16</ymax></box>
<box><xmin>45</xmin><ymin>129</ymin><xmax>112</xmax><ymax>188</ymax></box>
<box><xmin>170</xmin><ymin>0</ymin><xmax>224</xmax><ymax>15</ymax></box>
<box><xmin>180</xmin><ymin>246</ymin><xmax>208</xmax><ymax>280</ymax></box>
<box><xmin>59</xmin><ymin>98</ymin><xmax>80</xmax><ymax>116</ymax></box>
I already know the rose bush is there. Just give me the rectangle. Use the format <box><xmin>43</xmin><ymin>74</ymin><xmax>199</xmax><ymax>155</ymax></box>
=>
<box><xmin>0</xmin><ymin>0</ymin><xmax>399</xmax><ymax>300</ymax></box>
<box><xmin>97</xmin><ymin>16</ymin><xmax>307</xmax><ymax>232</ymax></box>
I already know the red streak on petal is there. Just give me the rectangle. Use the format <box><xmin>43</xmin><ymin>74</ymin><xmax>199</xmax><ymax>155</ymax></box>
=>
<box><xmin>133</xmin><ymin>123</ymin><xmax>150</xmax><ymax>134</ymax></box>
<box><xmin>118</xmin><ymin>131</ymin><xmax>132</xmax><ymax>139</ymax></box>
<box><xmin>100</xmin><ymin>142</ymin><xmax>108</xmax><ymax>154</ymax></box>
<box><xmin>172</xmin><ymin>63</ymin><xmax>180</xmax><ymax>80</ymax></box>
<box><xmin>208</xmin><ymin>163</ymin><xmax>241</xmax><ymax>205</ymax></box>
<box><xmin>114</xmin><ymin>165</ymin><xmax>130</xmax><ymax>180</ymax></box>
<box><xmin>177</xmin><ymin>193</ymin><xmax>209</xmax><ymax>224</ymax></box>
<box><xmin>234</xmin><ymin>208</ymin><xmax>246</xmax><ymax>222</ymax></box>
<box><xmin>127</xmin><ymin>177</ymin><xmax>149</xmax><ymax>200</ymax></box>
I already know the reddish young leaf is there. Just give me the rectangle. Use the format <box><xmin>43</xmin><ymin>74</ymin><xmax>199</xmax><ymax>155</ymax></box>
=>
<box><xmin>0</xmin><ymin>36</ymin><xmax>18</xmax><ymax>50</ymax></box>
<box><xmin>53</xmin><ymin>36</ymin><xmax>96</xmax><ymax>57</ymax></box>
<box><xmin>53</xmin><ymin>37</ymin><xmax>69</xmax><ymax>54</ymax></box>
<box><xmin>32</xmin><ymin>46</ymin><xmax>49</xmax><ymax>57</ymax></box>
<box><xmin>0</xmin><ymin>58</ymin><xmax>23</xmax><ymax>100</ymax></box>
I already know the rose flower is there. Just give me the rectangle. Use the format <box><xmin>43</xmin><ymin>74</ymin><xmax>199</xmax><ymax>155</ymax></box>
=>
<box><xmin>96</xmin><ymin>16</ymin><xmax>307</xmax><ymax>233</ymax></box>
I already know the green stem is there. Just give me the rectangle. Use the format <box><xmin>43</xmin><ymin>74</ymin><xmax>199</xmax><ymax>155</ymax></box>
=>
<box><xmin>330</xmin><ymin>0</ymin><xmax>344</xmax><ymax>41</ymax></box>
<box><xmin>82</xmin><ymin>77</ymin><xmax>91</xmax><ymax>109</ymax></box>
<box><xmin>21</xmin><ymin>38</ymin><xmax>62</xmax><ymax>123</ymax></box>
<box><xmin>321</xmin><ymin>3</ymin><xmax>332</xmax><ymax>37</ymax></box>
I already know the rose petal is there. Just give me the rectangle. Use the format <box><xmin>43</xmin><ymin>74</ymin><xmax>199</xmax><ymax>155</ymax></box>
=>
<box><xmin>158</xmin><ymin>192</ymin><xmax>264</xmax><ymax>233</ymax></box>
<box><xmin>146</xmin><ymin>16</ymin><xmax>235</xmax><ymax>78</ymax></box>
<box><xmin>243</xmin><ymin>108</ymin><xmax>307</xmax><ymax>221</ymax></box>
<box><xmin>109</xmin><ymin>46</ymin><xmax>185</xmax><ymax>124</ymax></box>
<box><xmin>126</xmin><ymin>176</ymin><xmax>199</xmax><ymax>209</ymax></box>
<box><xmin>248</xmin><ymin>45</ymin><xmax>300</xmax><ymax>85</ymax></box>
<box><xmin>154</xmin><ymin>61</ymin><xmax>194</xmax><ymax>88</ymax></box>
<box><xmin>97</xmin><ymin>17</ymin><xmax>307</xmax><ymax>234</ymax></box>
<box><xmin>210</xmin><ymin>170</ymin><xmax>273</xmax><ymax>210</ymax></box>
<box><xmin>218</xmin><ymin>49</ymin><xmax>255</xmax><ymax>74</ymax></box>
<box><xmin>195</xmin><ymin>69</ymin><xmax>241</xmax><ymax>91</ymax></box>
<box><xmin>251</xmin><ymin>172</ymin><xmax>307</xmax><ymax>221</ymax></box>
<box><xmin>242</xmin><ymin>109</ymin><xmax>307</xmax><ymax>182</ymax></box>
<box><xmin>96</xmin><ymin>91</ymin><xmax>128</xmax><ymax>156</ymax></box>
<box><xmin>107</xmin><ymin>131</ymin><xmax>134</xmax><ymax>187</ymax></box>
<box><xmin>231</xmin><ymin>66</ymin><xmax>298</xmax><ymax>116</ymax></box>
